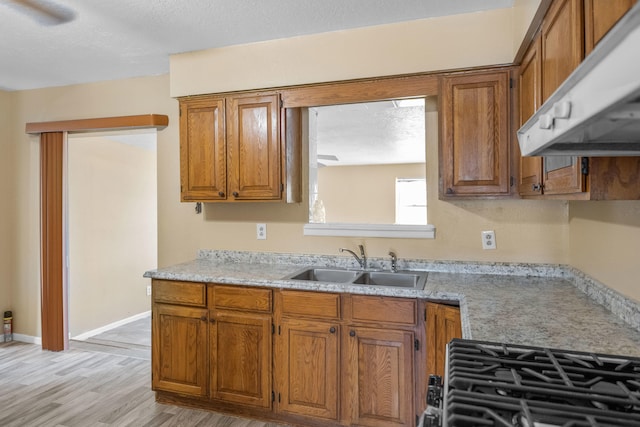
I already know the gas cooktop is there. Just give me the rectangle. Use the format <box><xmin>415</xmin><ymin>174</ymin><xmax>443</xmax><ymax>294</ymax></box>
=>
<box><xmin>430</xmin><ymin>339</ymin><xmax>640</xmax><ymax>427</ymax></box>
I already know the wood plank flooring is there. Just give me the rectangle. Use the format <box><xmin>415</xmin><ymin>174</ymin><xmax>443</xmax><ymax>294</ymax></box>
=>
<box><xmin>0</xmin><ymin>340</ymin><xmax>287</xmax><ymax>426</ymax></box>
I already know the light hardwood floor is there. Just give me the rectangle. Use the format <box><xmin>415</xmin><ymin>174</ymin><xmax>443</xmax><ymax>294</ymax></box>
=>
<box><xmin>0</xmin><ymin>333</ymin><xmax>287</xmax><ymax>426</ymax></box>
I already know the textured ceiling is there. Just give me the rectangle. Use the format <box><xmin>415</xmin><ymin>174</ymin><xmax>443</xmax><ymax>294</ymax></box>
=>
<box><xmin>0</xmin><ymin>0</ymin><xmax>513</xmax><ymax>91</ymax></box>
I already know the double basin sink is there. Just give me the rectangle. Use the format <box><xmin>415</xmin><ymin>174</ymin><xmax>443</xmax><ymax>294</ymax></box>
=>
<box><xmin>284</xmin><ymin>267</ymin><xmax>428</xmax><ymax>289</ymax></box>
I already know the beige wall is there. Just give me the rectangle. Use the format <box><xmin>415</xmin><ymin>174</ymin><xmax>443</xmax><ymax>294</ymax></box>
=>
<box><xmin>569</xmin><ymin>202</ymin><xmax>640</xmax><ymax>303</ymax></box>
<box><xmin>10</xmin><ymin>75</ymin><xmax>178</xmax><ymax>338</ymax></box>
<box><xmin>67</xmin><ymin>135</ymin><xmax>157</xmax><ymax>336</ymax></box>
<box><xmin>318</xmin><ymin>163</ymin><xmax>424</xmax><ymax>224</ymax></box>
<box><xmin>511</xmin><ymin>0</ymin><xmax>542</xmax><ymax>56</ymax></box>
<box><xmin>170</xmin><ymin>8</ymin><xmax>515</xmax><ymax>97</ymax></box>
<box><xmin>0</xmin><ymin>89</ymin><xmax>15</xmax><ymax>316</ymax></box>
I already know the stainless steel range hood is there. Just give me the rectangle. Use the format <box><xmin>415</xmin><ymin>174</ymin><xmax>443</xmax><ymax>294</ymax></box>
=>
<box><xmin>517</xmin><ymin>2</ymin><xmax>640</xmax><ymax>157</ymax></box>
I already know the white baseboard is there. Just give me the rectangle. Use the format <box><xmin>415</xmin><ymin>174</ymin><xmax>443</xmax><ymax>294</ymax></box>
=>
<box><xmin>71</xmin><ymin>311</ymin><xmax>151</xmax><ymax>341</ymax></box>
<box><xmin>12</xmin><ymin>334</ymin><xmax>42</xmax><ymax>345</ymax></box>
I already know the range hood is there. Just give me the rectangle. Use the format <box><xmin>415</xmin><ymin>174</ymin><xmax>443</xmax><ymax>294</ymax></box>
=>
<box><xmin>518</xmin><ymin>2</ymin><xmax>640</xmax><ymax>156</ymax></box>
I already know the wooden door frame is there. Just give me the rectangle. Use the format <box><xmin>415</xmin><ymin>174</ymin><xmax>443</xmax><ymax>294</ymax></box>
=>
<box><xmin>26</xmin><ymin>114</ymin><xmax>168</xmax><ymax>351</ymax></box>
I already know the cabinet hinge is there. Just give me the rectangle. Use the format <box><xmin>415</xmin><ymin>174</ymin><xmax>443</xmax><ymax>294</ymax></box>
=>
<box><xmin>510</xmin><ymin>176</ymin><xmax>514</xmax><ymax>187</ymax></box>
<box><xmin>281</xmin><ymin>183</ymin><xmax>284</xmax><ymax>192</ymax></box>
<box><xmin>272</xmin><ymin>390</ymin><xmax>275</xmax><ymax>402</ymax></box>
<box><xmin>278</xmin><ymin>325</ymin><xmax>281</xmax><ymax>335</ymax></box>
<box><xmin>424</xmin><ymin>309</ymin><xmax>427</xmax><ymax>322</ymax></box>
<box><xmin>278</xmin><ymin>392</ymin><xmax>281</xmax><ymax>403</ymax></box>
<box><xmin>280</xmin><ymin>99</ymin><xmax>283</xmax><ymax>109</ymax></box>
<box><xmin>581</xmin><ymin>157</ymin><xmax>589</xmax><ymax>176</ymax></box>
<box><xmin>272</xmin><ymin>323</ymin><xmax>275</xmax><ymax>335</ymax></box>
<box><xmin>509</xmin><ymin>78</ymin><xmax>514</xmax><ymax>89</ymax></box>
<box><xmin>414</xmin><ymin>339</ymin><xmax>420</xmax><ymax>351</ymax></box>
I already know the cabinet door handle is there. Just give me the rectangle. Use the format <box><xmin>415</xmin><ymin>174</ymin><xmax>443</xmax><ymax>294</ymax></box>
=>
<box><xmin>329</xmin><ymin>327</ymin><xmax>336</xmax><ymax>334</ymax></box>
<box><xmin>232</xmin><ymin>191</ymin><xmax>239</xmax><ymax>197</ymax></box>
<box><xmin>349</xmin><ymin>330</ymin><xmax>356</xmax><ymax>337</ymax></box>
<box><xmin>532</xmin><ymin>184</ymin><xmax>541</xmax><ymax>192</ymax></box>
<box><xmin>209</xmin><ymin>318</ymin><xmax>215</xmax><ymax>323</ymax></box>
<box><xmin>201</xmin><ymin>316</ymin><xmax>208</xmax><ymax>322</ymax></box>
<box><xmin>218</xmin><ymin>191</ymin><xmax>225</xmax><ymax>197</ymax></box>
<box><xmin>446</xmin><ymin>188</ymin><xmax>454</xmax><ymax>194</ymax></box>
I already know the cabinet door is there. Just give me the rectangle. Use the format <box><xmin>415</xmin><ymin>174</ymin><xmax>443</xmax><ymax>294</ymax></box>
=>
<box><xmin>227</xmin><ymin>94</ymin><xmax>281</xmax><ymax>200</ymax></box>
<box><xmin>179</xmin><ymin>97</ymin><xmax>227</xmax><ymax>201</ymax></box>
<box><xmin>346</xmin><ymin>327</ymin><xmax>414</xmax><ymax>427</ymax></box>
<box><xmin>518</xmin><ymin>33</ymin><xmax>544</xmax><ymax>197</ymax></box>
<box><xmin>276</xmin><ymin>318</ymin><xmax>339</xmax><ymax>421</ymax></box>
<box><xmin>152</xmin><ymin>304</ymin><xmax>208</xmax><ymax>397</ymax></box>
<box><xmin>210</xmin><ymin>311</ymin><xmax>272</xmax><ymax>408</ymax></box>
<box><xmin>426</xmin><ymin>303</ymin><xmax>462</xmax><ymax>379</ymax></box>
<box><xmin>585</xmin><ymin>0</ymin><xmax>635</xmax><ymax>54</ymax></box>
<box><xmin>540</xmin><ymin>0</ymin><xmax>585</xmax><ymax>195</ymax></box>
<box><xmin>440</xmin><ymin>70</ymin><xmax>510</xmax><ymax>197</ymax></box>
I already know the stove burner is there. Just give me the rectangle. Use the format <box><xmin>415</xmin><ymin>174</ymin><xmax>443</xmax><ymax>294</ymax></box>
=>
<box><xmin>443</xmin><ymin>339</ymin><xmax>640</xmax><ymax>427</ymax></box>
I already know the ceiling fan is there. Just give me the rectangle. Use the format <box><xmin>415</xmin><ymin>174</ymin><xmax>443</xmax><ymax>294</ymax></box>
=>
<box><xmin>4</xmin><ymin>0</ymin><xmax>76</xmax><ymax>25</ymax></box>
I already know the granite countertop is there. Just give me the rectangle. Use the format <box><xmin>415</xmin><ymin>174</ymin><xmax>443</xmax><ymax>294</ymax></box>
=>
<box><xmin>144</xmin><ymin>250</ymin><xmax>640</xmax><ymax>357</ymax></box>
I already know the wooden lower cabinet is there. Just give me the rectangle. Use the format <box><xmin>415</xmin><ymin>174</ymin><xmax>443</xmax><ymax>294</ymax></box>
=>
<box><xmin>276</xmin><ymin>318</ymin><xmax>340</xmax><ymax>421</ymax></box>
<box><xmin>152</xmin><ymin>303</ymin><xmax>208</xmax><ymax>397</ymax></box>
<box><xmin>152</xmin><ymin>282</ymin><xmax>430</xmax><ymax>427</ymax></box>
<box><xmin>210</xmin><ymin>310</ymin><xmax>272</xmax><ymax>408</ymax></box>
<box><xmin>346</xmin><ymin>326</ymin><xmax>415</xmax><ymax>427</ymax></box>
<box><xmin>426</xmin><ymin>302</ymin><xmax>462</xmax><ymax>379</ymax></box>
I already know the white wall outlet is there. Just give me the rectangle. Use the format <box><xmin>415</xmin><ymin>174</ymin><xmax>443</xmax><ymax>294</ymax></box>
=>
<box><xmin>482</xmin><ymin>230</ymin><xmax>496</xmax><ymax>250</ymax></box>
<box><xmin>256</xmin><ymin>223</ymin><xmax>267</xmax><ymax>240</ymax></box>
<box><xmin>146</xmin><ymin>285</ymin><xmax>152</xmax><ymax>296</ymax></box>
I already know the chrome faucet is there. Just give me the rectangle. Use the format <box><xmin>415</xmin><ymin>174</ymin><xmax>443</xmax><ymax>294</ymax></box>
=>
<box><xmin>389</xmin><ymin>251</ymin><xmax>398</xmax><ymax>273</ymax></box>
<box><xmin>339</xmin><ymin>245</ymin><xmax>367</xmax><ymax>270</ymax></box>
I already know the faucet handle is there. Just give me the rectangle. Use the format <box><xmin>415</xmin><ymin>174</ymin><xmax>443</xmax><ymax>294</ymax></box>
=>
<box><xmin>389</xmin><ymin>251</ymin><xmax>398</xmax><ymax>273</ymax></box>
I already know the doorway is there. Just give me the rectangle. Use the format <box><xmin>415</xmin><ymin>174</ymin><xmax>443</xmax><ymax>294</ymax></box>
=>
<box><xmin>66</xmin><ymin>130</ymin><xmax>157</xmax><ymax>352</ymax></box>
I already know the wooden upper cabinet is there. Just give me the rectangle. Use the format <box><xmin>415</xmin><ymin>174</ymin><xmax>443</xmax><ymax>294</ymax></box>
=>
<box><xmin>518</xmin><ymin>33</ymin><xmax>543</xmax><ymax>197</ymax></box>
<box><xmin>179</xmin><ymin>92</ymin><xmax>298</xmax><ymax>203</ymax></box>
<box><xmin>227</xmin><ymin>94</ymin><xmax>282</xmax><ymax>200</ymax></box>
<box><xmin>440</xmin><ymin>69</ymin><xmax>511</xmax><ymax>197</ymax></box>
<box><xmin>585</xmin><ymin>0</ymin><xmax>636</xmax><ymax>54</ymax></box>
<box><xmin>180</xmin><ymin>97</ymin><xmax>226</xmax><ymax>201</ymax></box>
<box><xmin>540</xmin><ymin>0</ymin><xmax>586</xmax><ymax>196</ymax></box>
<box><xmin>541</xmin><ymin>0</ymin><xmax>584</xmax><ymax>101</ymax></box>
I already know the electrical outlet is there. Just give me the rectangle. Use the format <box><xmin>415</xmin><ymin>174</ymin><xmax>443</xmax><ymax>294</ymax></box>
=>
<box><xmin>256</xmin><ymin>223</ymin><xmax>267</xmax><ymax>240</ymax></box>
<box><xmin>146</xmin><ymin>285</ymin><xmax>152</xmax><ymax>296</ymax></box>
<box><xmin>482</xmin><ymin>230</ymin><xmax>496</xmax><ymax>250</ymax></box>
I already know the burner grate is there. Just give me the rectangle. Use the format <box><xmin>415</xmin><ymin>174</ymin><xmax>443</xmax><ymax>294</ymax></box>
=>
<box><xmin>445</xmin><ymin>339</ymin><xmax>640</xmax><ymax>427</ymax></box>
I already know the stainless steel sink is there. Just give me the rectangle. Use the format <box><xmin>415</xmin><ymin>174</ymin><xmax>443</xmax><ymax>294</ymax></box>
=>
<box><xmin>287</xmin><ymin>268</ymin><xmax>360</xmax><ymax>283</ymax></box>
<box><xmin>284</xmin><ymin>267</ymin><xmax>427</xmax><ymax>288</ymax></box>
<box><xmin>352</xmin><ymin>271</ymin><xmax>427</xmax><ymax>288</ymax></box>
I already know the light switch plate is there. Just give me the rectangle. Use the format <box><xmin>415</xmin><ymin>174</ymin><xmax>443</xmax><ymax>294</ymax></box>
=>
<box><xmin>482</xmin><ymin>230</ymin><xmax>496</xmax><ymax>250</ymax></box>
<box><xmin>256</xmin><ymin>223</ymin><xmax>267</xmax><ymax>240</ymax></box>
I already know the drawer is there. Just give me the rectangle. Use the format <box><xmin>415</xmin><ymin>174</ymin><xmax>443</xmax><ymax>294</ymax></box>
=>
<box><xmin>212</xmin><ymin>285</ymin><xmax>272</xmax><ymax>313</ymax></box>
<box><xmin>349</xmin><ymin>295</ymin><xmax>417</xmax><ymax>326</ymax></box>
<box><xmin>280</xmin><ymin>290</ymin><xmax>341</xmax><ymax>320</ymax></box>
<box><xmin>153</xmin><ymin>280</ymin><xmax>206</xmax><ymax>307</ymax></box>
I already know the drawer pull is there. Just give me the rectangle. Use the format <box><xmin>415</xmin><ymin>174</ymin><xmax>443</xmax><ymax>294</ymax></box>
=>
<box><xmin>329</xmin><ymin>327</ymin><xmax>336</xmax><ymax>334</ymax></box>
<box><xmin>349</xmin><ymin>330</ymin><xmax>356</xmax><ymax>337</ymax></box>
